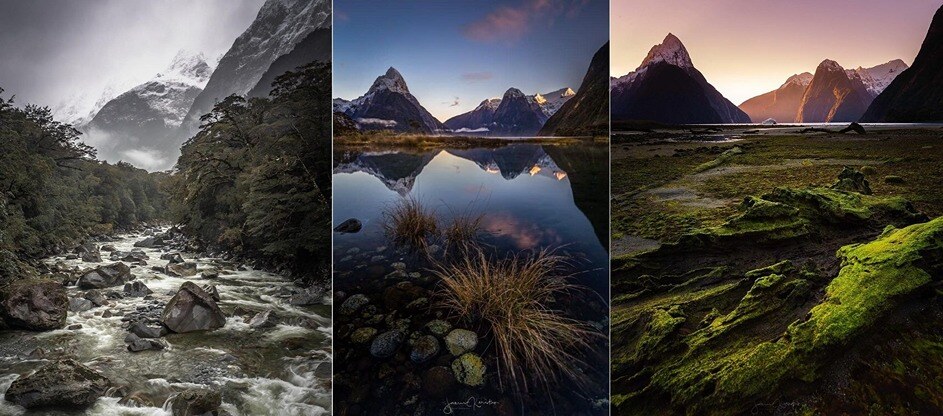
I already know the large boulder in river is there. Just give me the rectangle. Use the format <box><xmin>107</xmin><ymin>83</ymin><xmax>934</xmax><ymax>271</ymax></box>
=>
<box><xmin>160</xmin><ymin>252</ymin><xmax>184</xmax><ymax>264</ymax></box>
<box><xmin>161</xmin><ymin>281</ymin><xmax>226</xmax><ymax>333</ymax></box>
<box><xmin>169</xmin><ymin>388</ymin><xmax>222</xmax><ymax>416</ymax></box>
<box><xmin>4</xmin><ymin>359</ymin><xmax>110</xmax><ymax>409</ymax></box>
<box><xmin>166</xmin><ymin>262</ymin><xmax>198</xmax><ymax>277</ymax></box>
<box><xmin>77</xmin><ymin>263</ymin><xmax>132</xmax><ymax>289</ymax></box>
<box><xmin>73</xmin><ymin>242</ymin><xmax>97</xmax><ymax>254</ymax></box>
<box><xmin>80</xmin><ymin>250</ymin><xmax>102</xmax><ymax>263</ymax></box>
<box><xmin>0</xmin><ymin>279</ymin><xmax>68</xmax><ymax>330</ymax></box>
<box><xmin>123</xmin><ymin>281</ymin><xmax>153</xmax><ymax>297</ymax></box>
<box><xmin>120</xmin><ymin>250</ymin><xmax>149</xmax><ymax>265</ymax></box>
<box><xmin>133</xmin><ymin>237</ymin><xmax>162</xmax><ymax>248</ymax></box>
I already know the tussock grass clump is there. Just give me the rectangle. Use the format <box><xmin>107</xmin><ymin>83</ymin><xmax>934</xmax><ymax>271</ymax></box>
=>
<box><xmin>433</xmin><ymin>248</ymin><xmax>597</xmax><ymax>398</ymax></box>
<box><xmin>383</xmin><ymin>197</ymin><xmax>438</xmax><ymax>249</ymax></box>
<box><xmin>443</xmin><ymin>211</ymin><xmax>484</xmax><ymax>251</ymax></box>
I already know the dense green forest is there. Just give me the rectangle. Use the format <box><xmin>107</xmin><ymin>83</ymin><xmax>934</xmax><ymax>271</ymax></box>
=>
<box><xmin>0</xmin><ymin>61</ymin><xmax>331</xmax><ymax>286</ymax></box>
<box><xmin>169</xmin><ymin>62</ymin><xmax>332</xmax><ymax>284</ymax></box>
<box><xmin>0</xmin><ymin>88</ymin><xmax>168</xmax><ymax>279</ymax></box>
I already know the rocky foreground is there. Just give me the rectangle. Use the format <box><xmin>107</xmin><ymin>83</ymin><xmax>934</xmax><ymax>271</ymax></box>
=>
<box><xmin>611</xmin><ymin>169</ymin><xmax>943</xmax><ymax>415</ymax></box>
<box><xmin>0</xmin><ymin>226</ymin><xmax>328</xmax><ymax>414</ymax></box>
<box><xmin>333</xmin><ymin>247</ymin><xmax>609</xmax><ymax>415</ymax></box>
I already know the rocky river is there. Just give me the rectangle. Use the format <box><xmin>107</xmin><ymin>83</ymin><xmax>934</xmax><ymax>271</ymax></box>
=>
<box><xmin>0</xmin><ymin>228</ymin><xmax>332</xmax><ymax>415</ymax></box>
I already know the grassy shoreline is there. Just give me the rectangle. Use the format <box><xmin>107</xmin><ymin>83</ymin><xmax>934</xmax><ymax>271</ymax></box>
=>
<box><xmin>333</xmin><ymin>132</ymin><xmax>607</xmax><ymax>150</ymax></box>
<box><xmin>612</xmin><ymin>127</ymin><xmax>943</xmax><ymax>252</ymax></box>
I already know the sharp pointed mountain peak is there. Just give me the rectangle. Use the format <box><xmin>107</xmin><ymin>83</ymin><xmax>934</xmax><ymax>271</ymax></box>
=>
<box><xmin>503</xmin><ymin>87</ymin><xmax>526</xmax><ymax>99</ymax></box>
<box><xmin>817</xmin><ymin>59</ymin><xmax>846</xmax><ymax>71</ymax></box>
<box><xmin>369</xmin><ymin>67</ymin><xmax>410</xmax><ymax>94</ymax></box>
<box><xmin>562</xmin><ymin>87</ymin><xmax>576</xmax><ymax>96</ymax></box>
<box><xmin>640</xmin><ymin>33</ymin><xmax>693</xmax><ymax>69</ymax></box>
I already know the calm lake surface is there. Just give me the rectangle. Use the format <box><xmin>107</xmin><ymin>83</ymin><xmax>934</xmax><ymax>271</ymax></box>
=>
<box><xmin>332</xmin><ymin>142</ymin><xmax>609</xmax><ymax>295</ymax></box>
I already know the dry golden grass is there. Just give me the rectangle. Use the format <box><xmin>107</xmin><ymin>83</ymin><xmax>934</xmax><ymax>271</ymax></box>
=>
<box><xmin>442</xmin><ymin>211</ymin><xmax>484</xmax><ymax>252</ymax></box>
<box><xmin>382</xmin><ymin>197</ymin><xmax>438</xmax><ymax>249</ymax></box>
<box><xmin>433</xmin><ymin>248</ymin><xmax>598</xmax><ymax>398</ymax></box>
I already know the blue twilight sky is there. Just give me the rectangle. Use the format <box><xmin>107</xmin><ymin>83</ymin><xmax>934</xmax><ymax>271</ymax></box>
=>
<box><xmin>334</xmin><ymin>0</ymin><xmax>609</xmax><ymax>121</ymax></box>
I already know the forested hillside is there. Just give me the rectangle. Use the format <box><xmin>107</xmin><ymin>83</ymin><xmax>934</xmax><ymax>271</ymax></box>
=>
<box><xmin>169</xmin><ymin>62</ymin><xmax>331</xmax><ymax>284</ymax></box>
<box><xmin>0</xmin><ymin>89</ymin><xmax>168</xmax><ymax>278</ymax></box>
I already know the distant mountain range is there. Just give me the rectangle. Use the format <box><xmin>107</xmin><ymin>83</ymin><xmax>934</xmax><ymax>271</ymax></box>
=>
<box><xmin>334</xmin><ymin>68</ymin><xmax>576</xmax><ymax>136</ymax></box>
<box><xmin>442</xmin><ymin>87</ymin><xmax>572</xmax><ymax>135</ymax></box>
<box><xmin>334</xmin><ymin>43</ymin><xmax>611</xmax><ymax>137</ymax></box>
<box><xmin>862</xmin><ymin>4</ymin><xmax>943</xmax><ymax>122</ymax></box>
<box><xmin>741</xmin><ymin>59</ymin><xmax>908</xmax><ymax>123</ymax></box>
<box><xmin>79</xmin><ymin>0</ymin><xmax>331</xmax><ymax>170</ymax></box>
<box><xmin>611</xmin><ymin>34</ymin><xmax>750</xmax><ymax>124</ymax></box>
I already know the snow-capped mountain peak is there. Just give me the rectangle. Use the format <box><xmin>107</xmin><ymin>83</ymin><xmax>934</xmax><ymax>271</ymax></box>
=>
<box><xmin>503</xmin><ymin>87</ymin><xmax>526</xmax><ymax>99</ymax></box>
<box><xmin>475</xmin><ymin>98</ymin><xmax>502</xmax><ymax>111</ymax></box>
<box><xmin>640</xmin><ymin>33</ymin><xmax>693</xmax><ymax>69</ymax></box>
<box><xmin>817</xmin><ymin>59</ymin><xmax>845</xmax><ymax>72</ymax></box>
<box><xmin>534</xmin><ymin>87</ymin><xmax>576</xmax><ymax>117</ymax></box>
<box><xmin>852</xmin><ymin>59</ymin><xmax>910</xmax><ymax>95</ymax></box>
<box><xmin>182</xmin><ymin>0</ymin><xmax>330</xmax><ymax>126</ymax></box>
<box><xmin>368</xmin><ymin>67</ymin><xmax>410</xmax><ymax>94</ymax></box>
<box><xmin>156</xmin><ymin>50</ymin><xmax>213</xmax><ymax>88</ymax></box>
<box><xmin>782</xmin><ymin>72</ymin><xmax>814</xmax><ymax>88</ymax></box>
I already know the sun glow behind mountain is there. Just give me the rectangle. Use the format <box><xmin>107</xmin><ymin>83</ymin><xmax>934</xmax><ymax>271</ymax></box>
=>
<box><xmin>611</xmin><ymin>0</ymin><xmax>934</xmax><ymax>104</ymax></box>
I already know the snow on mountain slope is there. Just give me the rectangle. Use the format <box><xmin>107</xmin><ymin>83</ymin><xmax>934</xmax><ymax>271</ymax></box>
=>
<box><xmin>781</xmin><ymin>72</ymin><xmax>814</xmax><ymax>89</ymax></box>
<box><xmin>52</xmin><ymin>84</ymin><xmax>127</xmax><ymax>129</ymax></box>
<box><xmin>640</xmin><ymin>33</ymin><xmax>693</xmax><ymax>69</ymax></box>
<box><xmin>336</xmin><ymin>67</ymin><xmax>444</xmax><ymax>133</ymax></box>
<box><xmin>610</xmin><ymin>33</ymin><xmax>749</xmax><ymax>124</ymax></box>
<box><xmin>851</xmin><ymin>59</ymin><xmax>909</xmax><ymax>95</ymax></box>
<box><xmin>535</xmin><ymin>87</ymin><xmax>576</xmax><ymax>117</ymax></box>
<box><xmin>612</xmin><ymin>33</ymin><xmax>693</xmax><ymax>88</ymax></box>
<box><xmin>83</xmin><ymin>51</ymin><xmax>214</xmax><ymax>170</ymax></box>
<box><xmin>182</xmin><ymin>0</ymin><xmax>330</xmax><ymax>129</ymax></box>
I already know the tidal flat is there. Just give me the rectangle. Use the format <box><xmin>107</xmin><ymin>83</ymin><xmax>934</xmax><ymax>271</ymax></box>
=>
<box><xmin>610</xmin><ymin>126</ymin><xmax>943</xmax><ymax>415</ymax></box>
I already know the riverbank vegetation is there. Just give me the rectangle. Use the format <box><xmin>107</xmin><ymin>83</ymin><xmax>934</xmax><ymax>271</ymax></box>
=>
<box><xmin>0</xmin><ymin>88</ymin><xmax>168</xmax><ymax>280</ymax></box>
<box><xmin>169</xmin><ymin>62</ymin><xmax>332</xmax><ymax>284</ymax></box>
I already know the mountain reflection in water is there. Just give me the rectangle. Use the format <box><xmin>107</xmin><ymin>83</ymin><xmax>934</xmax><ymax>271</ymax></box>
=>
<box><xmin>333</xmin><ymin>143</ymin><xmax>609</xmax><ymax>295</ymax></box>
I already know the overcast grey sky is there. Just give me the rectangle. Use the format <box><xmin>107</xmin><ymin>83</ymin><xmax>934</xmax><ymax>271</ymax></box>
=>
<box><xmin>0</xmin><ymin>0</ymin><xmax>265</xmax><ymax>121</ymax></box>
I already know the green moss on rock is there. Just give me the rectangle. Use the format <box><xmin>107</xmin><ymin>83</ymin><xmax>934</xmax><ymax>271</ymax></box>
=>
<box><xmin>631</xmin><ymin>216</ymin><xmax>943</xmax><ymax>414</ymax></box>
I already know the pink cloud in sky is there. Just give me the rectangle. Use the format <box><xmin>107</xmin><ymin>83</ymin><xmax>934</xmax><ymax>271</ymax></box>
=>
<box><xmin>462</xmin><ymin>0</ymin><xmax>580</xmax><ymax>43</ymax></box>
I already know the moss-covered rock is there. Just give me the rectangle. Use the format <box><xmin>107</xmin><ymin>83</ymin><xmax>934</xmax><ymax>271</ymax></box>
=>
<box><xmin>451</xmin><ymin>353</ymin><xmax>486</xmax><ymax>386</ymax></box>
<box><xmin>351</xmin><ymin>327</ymin><xmax>377</xmax><ymax>343</ymax></box>
<box><xmin>617</xmin><ymin>216</ymin><xmax>943</xmax><ymax>415</ymax></box>
<box><xmin>831</xmin><ymin>166</ymin><xmax>872</xmax><ymax>194</ymax></box>
<box><xmin>0</xmin><ymin>278</ymin><xmax>68</xmax><ymax>330</ymax></box>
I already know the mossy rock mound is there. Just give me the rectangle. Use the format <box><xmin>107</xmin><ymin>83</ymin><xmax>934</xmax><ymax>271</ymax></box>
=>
<box><xmin>614</xmin><ymin>216</ymin><xmax>943</xmax><ymax>415</ymax></box>
<box><xmin>831</xmin><ymin>166</ymin><xmax>872</xmax><ymax>194</ymax></box>
<box><xmin>763</xmin><ymin>186</ymin><xmax>924</xmax><ymax>226</ymax></box>
<box><xmin>666</xmin><ymin>185</ymin><xmax>925</xmax><ymax>253</ymax></box>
